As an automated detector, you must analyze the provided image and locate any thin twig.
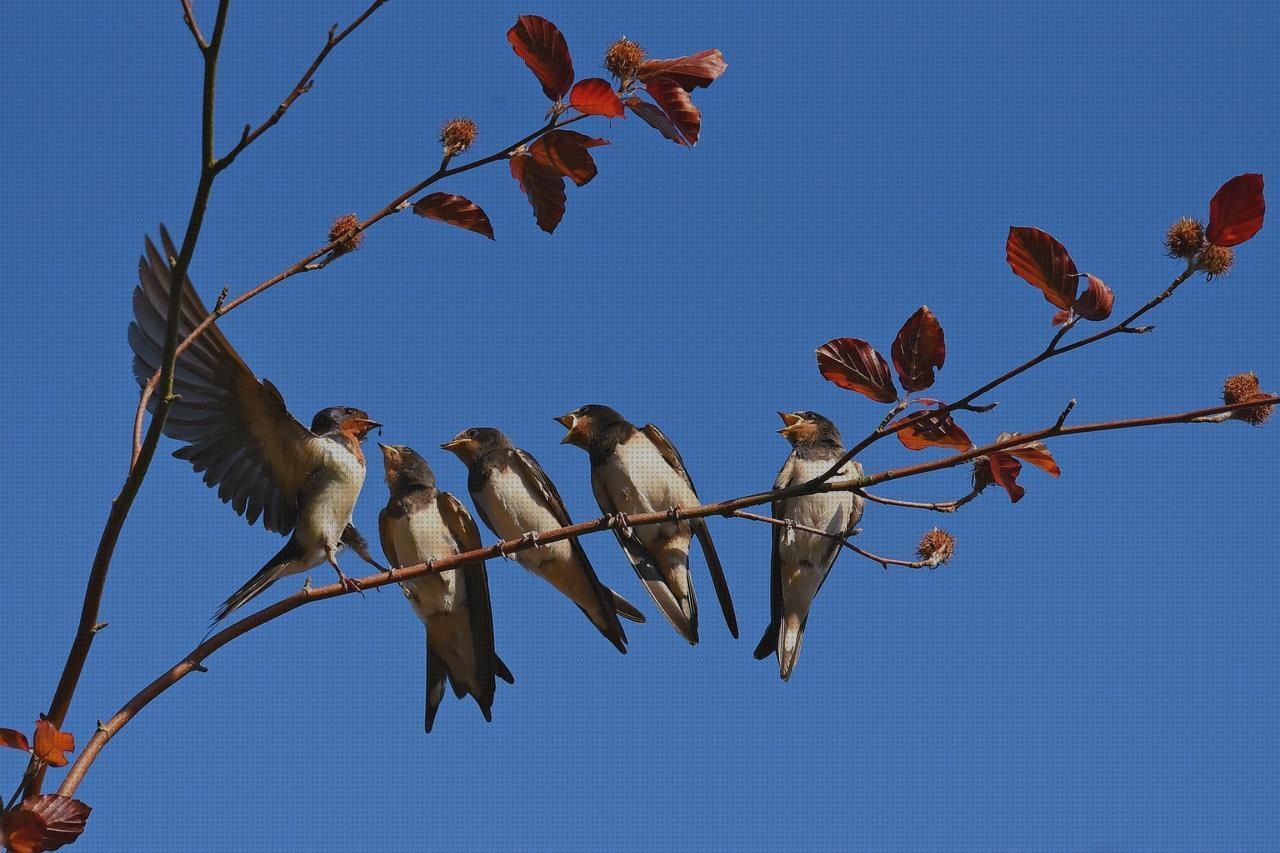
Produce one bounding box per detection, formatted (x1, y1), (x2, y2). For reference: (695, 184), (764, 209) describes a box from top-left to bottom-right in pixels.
(212, 1), (387, 173)
(179, 0), (207, 50)
(57, 393), (1279, 798)
(861, 488), (981, 513)
(730, 511), (931, 569)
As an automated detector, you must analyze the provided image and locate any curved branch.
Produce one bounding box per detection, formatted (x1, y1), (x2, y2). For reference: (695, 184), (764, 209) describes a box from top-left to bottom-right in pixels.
(814, 259), (1201, 484)
(860, 488), (981, 513)
(58, 394), (1277, 796)
(129, 112), (590, 465)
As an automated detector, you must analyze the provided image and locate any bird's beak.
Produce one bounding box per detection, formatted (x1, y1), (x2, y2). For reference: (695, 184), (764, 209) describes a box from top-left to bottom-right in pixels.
(440, 437), (470, 453)
(377, 442), (398, 462)
(777, 411), (805, 436)
(556, 412), (585, 445)
(344, 418), (382, 438)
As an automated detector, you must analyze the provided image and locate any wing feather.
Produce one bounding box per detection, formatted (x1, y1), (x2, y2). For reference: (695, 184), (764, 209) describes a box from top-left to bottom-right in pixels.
(128, 227), (325, 534)
(438, 492), (499, 712)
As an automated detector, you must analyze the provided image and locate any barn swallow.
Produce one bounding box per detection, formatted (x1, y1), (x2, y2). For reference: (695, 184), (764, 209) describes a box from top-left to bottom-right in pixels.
(556, 405), (737, 644)
(441, 427), (644, 654)
(754, 411), (864, 680)
(378, 443), (513, 732)
(128, 228), (385, 622)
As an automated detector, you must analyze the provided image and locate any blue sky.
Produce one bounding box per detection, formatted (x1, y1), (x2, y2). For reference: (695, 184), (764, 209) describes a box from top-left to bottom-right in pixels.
(2, 2), (1277, 850)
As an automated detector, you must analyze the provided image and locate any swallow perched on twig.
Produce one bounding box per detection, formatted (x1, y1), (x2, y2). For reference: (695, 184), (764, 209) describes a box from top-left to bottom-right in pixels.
(442, 427), (644, 654)
(377, 443), (513, 732)
(128, 228), (384, 622)
(556, 405), (737, 645)
(754, 411), (864, 680)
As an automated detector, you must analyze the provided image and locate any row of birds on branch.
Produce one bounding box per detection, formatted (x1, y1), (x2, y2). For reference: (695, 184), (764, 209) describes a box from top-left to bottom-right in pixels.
(129, 230), (864, 731)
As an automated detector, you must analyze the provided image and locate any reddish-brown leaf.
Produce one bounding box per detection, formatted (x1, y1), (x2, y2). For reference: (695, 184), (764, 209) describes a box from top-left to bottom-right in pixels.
(1006, 226), (1080, 310)
(1072, 274), (1114, 321)
(20, 795), (91, 851)
(510, 155), (567, 234)
(506, 15), (574, 101)
(412, 193), (494, 240)
(816, 338), (897, 403)
(987, 452), (1025, 502)
(1206, 173), (1265, 246)
(894, 410), (973, 453)
(1051, 308), (1072, 326)
(626, 97), (688, 146)
(0, 727), (31, 752)
(891, 305), (946, 391)
(569, 78), (624, 118)
(32, 720), (74, 768)
(997, 433), (1061, 476)
(637, 49), (727, 90)
(529, 130), (609, 187)
(1, 808), (46, 853)
(645, 79), (701, 145)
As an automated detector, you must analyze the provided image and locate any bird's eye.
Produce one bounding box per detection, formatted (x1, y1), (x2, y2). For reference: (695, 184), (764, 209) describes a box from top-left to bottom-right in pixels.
(466, 429), (477, 437)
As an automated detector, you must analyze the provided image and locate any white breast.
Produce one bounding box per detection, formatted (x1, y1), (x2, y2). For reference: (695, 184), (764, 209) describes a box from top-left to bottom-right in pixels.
(475, 467), (573, 575)
(389, 505), (465, 620)
(296, 440), (365, 551)
(777, 456), (860, 569)
(600, 436), (697, 516)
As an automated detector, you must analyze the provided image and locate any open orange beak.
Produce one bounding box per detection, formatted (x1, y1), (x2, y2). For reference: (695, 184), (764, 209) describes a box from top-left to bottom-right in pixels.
(343, 417), (381, 438)
(556, 412), (586, 445)
(777, 411), (805, 437)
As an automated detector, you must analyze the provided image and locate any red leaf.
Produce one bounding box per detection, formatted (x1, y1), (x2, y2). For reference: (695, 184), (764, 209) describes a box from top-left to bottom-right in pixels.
(506, 15), (573, 101)
(411, 193), (494, 240)
(997, 433), (1061, 476)
(894, 409), (973, 453)
(1206, 173), (1265, 246)
(645, 79), (701, 145)
(987, 452), (1025, 502)
(0, 727), (30, 752)
(20, 795), (91, 851)
(1006, 226), (1080, 310)
(891, 305), (946, 391)
(1051, 308), (1072, 326)
(510, 155), (566, 234)
(815, 338), (897, 403)
(1, 809), (45, 853)
(529, 130), (608, 187)
(32, 720), (73, 768)
(1072, 274), (1114, 321)
(637, 49), (727, 90)
(569, 78), (624, 118)
(626, 97), (688, 146)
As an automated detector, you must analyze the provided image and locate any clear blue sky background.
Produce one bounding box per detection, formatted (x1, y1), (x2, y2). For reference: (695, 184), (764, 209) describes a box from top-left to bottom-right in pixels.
(2, 2), (1277, 851)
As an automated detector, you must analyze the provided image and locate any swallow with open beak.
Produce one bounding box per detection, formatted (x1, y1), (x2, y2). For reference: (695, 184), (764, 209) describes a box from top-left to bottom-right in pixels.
(128, 228), (385, 622)
(754, 411), (864, 680)
(441, 427), (644, 654)
(377, 443), (513, 732)
(556, 405), (737, 645)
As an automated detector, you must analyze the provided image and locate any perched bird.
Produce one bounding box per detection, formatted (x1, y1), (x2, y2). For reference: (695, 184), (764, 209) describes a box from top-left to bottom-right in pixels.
(128, 228), (384, 622)
(754, 411), (864, 680)
(556, 405), (737, 644)
(378, 443), (513, 732)
(441, 427), (644, 654)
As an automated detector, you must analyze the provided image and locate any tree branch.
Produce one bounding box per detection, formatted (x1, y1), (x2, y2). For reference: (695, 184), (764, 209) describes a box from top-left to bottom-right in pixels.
(129, 112), (590, 465)
(57, 393), (1277, 796)
(814, 259), (1201, 485)
(730, 511), (932, 569)
(179, 0), (207, 50)
(212, 0), (387, 173)
(860, 488), (981, 513)
(25, 0), (234, 801)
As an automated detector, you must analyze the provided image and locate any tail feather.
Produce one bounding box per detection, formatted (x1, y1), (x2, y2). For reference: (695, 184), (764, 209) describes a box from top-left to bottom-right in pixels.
(424, 640), (447, 734)
(610, 589), (647, 623)
(778, 615), (806, 681)
(753, 621), (778, 660)
(213, 537), (303, 622)
(495, 655), (515, 684)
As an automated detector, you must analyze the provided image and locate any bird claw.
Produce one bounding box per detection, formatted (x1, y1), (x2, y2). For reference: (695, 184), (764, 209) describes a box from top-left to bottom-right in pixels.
(666, 506), (682, 521)
(610, 513), (633, 538)
(520, 531), (541, 547)
(333, 567), (365, 598)
(782, 518), (797, 546)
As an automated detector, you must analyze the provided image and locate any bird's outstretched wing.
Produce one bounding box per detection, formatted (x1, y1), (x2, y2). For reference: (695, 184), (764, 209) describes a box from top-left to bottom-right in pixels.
(129, 227), (325, 534)
(641, 424), (738, 637)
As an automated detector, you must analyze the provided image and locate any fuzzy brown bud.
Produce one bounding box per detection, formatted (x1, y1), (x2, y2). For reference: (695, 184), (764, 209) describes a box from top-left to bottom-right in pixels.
(1223, 372), (1273, 426)
(916, 528), (956, 567)
(1195, 243), (1234, 280)
(1165, 217), (1205, 260)
(439, 117), (477, 156)
(328, 213), (362, 255)
(604, 37), (645, 83)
